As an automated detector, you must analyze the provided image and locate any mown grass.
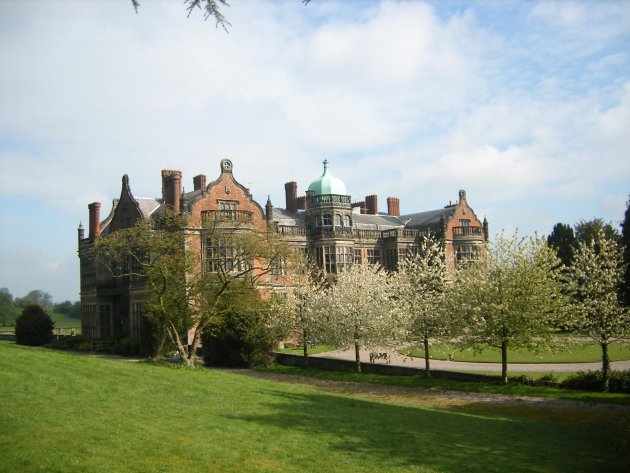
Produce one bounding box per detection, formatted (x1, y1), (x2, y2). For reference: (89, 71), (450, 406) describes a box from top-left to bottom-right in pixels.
(401, 340), (630, 363)
(1, 340), (628, 473)
(258, 365), (630, 405)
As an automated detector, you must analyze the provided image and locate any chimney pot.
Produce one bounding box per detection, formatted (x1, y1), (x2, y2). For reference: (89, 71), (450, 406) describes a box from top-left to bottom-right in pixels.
(193, 174), (206, 191)
(88, 202), (101, 239)
(365, 194), (378, 215)
(162, 169), (182, 213)
(285, 181), (298, 213)
(387, 197), (400, 217)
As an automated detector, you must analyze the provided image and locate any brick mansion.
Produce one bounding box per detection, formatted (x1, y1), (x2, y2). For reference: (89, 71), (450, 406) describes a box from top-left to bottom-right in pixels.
(78, 159), (488, 341)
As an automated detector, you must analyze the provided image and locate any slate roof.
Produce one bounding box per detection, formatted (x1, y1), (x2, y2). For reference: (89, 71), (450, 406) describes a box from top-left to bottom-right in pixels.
(272, 208), (306, 226)
(351, 213), (403, 230)
(136, 197), (161, 219)
(399, 207), (456, 231)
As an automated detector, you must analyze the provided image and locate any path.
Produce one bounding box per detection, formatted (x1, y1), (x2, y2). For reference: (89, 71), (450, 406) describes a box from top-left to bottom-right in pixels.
(314, 347), (630, 372)
(220, 369), (630, 422)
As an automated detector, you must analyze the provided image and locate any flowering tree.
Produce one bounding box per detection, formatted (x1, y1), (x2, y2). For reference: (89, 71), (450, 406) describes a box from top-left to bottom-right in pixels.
(397, 235), (451, 377)
(285, 257), (329, 366)
(326, 263), (407, 373)
(568, 228), (630, 391)
(450, 232), (565, 384)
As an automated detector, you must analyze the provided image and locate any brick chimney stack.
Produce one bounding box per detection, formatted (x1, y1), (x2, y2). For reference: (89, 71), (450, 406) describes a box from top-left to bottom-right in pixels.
(88, 202), (101, 239)
(193, 174), (206, 191)
(162, 170), (182, 213)
(365, 195), (378, 215)
(387, 197), (400, 216)
(296, 196), (307, 210)
(285, 181), (298, 213)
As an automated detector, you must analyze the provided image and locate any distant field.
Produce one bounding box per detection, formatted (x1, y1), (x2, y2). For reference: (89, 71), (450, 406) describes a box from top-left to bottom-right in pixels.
(401, 341), (630, 363)
(0, 312), (80, 334)
(0, 341), (628, 473)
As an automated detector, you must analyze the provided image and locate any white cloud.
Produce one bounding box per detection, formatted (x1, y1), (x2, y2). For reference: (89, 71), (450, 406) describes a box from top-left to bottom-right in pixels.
(0, 0), (629, 300)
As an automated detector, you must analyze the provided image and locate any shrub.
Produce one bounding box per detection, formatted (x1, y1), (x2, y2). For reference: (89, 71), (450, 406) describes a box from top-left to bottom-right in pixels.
(48, 336), (85, 351)
(561, 370), (630, 393)
(509, 374), (559, 387)
(117, 337), (141, 356)
(202, 309), (275, 368)
(78, 342), (92, 352)
(15, 304), (54, 346)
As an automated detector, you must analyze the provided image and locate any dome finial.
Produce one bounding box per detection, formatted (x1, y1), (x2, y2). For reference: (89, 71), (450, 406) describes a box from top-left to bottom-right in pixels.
(323, 159), (329, 172)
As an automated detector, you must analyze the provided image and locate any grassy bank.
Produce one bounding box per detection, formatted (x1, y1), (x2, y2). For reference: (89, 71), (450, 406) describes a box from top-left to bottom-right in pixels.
(0, 341), (628, 472)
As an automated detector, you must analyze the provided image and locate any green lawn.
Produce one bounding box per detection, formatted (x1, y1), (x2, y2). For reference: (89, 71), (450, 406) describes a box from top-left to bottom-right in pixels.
(1, 341), (628, 473)
(49, 312), (81, 329)
(402, 340), (630, 363)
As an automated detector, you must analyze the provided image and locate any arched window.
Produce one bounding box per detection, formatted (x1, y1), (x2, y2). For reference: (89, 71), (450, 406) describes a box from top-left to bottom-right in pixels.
(343, 215), (351, 227)
(334, 214), (342, 226)
(323, 214), (332, 226)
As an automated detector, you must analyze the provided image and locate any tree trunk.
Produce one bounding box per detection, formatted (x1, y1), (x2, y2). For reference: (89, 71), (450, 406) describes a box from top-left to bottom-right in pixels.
(423, 335), (430, 378)
(152, 328), (167, 361)
(601, 341), (610, 392)
(303, 329), (309, 368)
(501, 340), (508, 385)
(354, 340), (362, 373)
(167, 322), (193, 367)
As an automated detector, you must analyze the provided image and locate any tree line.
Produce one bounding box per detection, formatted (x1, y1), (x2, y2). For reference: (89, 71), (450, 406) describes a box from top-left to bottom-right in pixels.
(286, 201), (630, 391)
(0, 288), (80, 326)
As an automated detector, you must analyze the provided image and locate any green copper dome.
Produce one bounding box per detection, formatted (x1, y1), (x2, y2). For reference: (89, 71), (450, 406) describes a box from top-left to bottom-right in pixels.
(307, 160), (347, 196)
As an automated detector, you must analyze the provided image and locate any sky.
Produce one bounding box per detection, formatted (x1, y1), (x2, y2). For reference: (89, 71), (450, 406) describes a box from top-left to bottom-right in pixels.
(0, 0), (629, 303)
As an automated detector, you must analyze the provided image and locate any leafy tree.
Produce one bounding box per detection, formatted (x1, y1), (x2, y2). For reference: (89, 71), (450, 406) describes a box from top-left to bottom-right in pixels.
(397, 235), (451, 377)
(96, 210), (291, 366)
(547, 222), (575, 267)
(132, 0), (231, 30)
(568, 228), (630, 391)
(131, 0), (311, 30)
(15, 304), (55, 346)
(15, 290), (53, 311)
(574, 218), (620, 245)
(0, 288), (19, 326)
(621, 196), (630, 306)
(202, 281), (276, 367)
(53, 301), (81, 319)
(450, 233), (566, 384)
(326, 263), (407, 373)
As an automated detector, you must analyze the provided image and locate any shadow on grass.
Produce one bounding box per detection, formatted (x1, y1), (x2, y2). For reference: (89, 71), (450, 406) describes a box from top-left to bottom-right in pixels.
(222, 387), (628, 473)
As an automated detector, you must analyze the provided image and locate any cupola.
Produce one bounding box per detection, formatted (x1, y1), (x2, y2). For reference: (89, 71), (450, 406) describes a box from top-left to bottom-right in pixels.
(307, 159), (347, 196)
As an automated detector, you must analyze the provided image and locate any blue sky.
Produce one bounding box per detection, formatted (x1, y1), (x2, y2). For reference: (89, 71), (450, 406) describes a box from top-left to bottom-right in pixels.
(1, 0), (629, 302)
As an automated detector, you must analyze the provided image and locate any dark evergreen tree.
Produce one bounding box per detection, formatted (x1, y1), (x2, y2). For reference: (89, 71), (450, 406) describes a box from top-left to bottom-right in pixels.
(547, 222), (575, 267)
(621, 196), (630, 306)
(15, 304), (55, 346)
